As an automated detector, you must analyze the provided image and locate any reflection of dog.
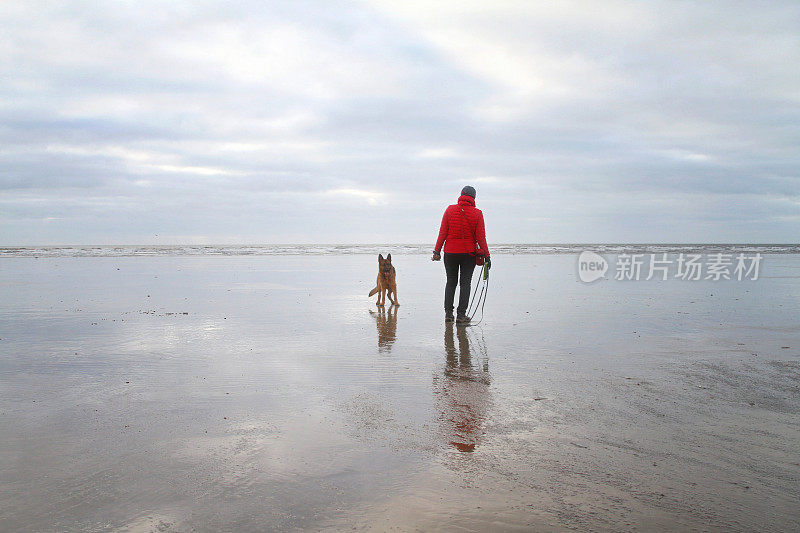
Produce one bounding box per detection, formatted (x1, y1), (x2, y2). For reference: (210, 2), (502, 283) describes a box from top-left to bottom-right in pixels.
(369, 305), (397, 352)
(368, 254), (398, 306)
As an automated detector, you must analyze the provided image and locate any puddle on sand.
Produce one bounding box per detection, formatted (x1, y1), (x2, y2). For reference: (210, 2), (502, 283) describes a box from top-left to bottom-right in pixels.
(1, 255), (799, 531)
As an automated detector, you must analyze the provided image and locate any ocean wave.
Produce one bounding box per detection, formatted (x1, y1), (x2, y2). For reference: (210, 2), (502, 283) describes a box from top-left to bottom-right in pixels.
(1, 244), (799, 257)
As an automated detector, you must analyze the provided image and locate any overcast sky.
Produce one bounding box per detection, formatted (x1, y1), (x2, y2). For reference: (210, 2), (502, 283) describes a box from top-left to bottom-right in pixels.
(1, 1), (799, 245)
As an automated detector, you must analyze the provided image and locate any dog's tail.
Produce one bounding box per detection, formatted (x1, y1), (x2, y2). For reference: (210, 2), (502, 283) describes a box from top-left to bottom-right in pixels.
(368, 287), (378, 297)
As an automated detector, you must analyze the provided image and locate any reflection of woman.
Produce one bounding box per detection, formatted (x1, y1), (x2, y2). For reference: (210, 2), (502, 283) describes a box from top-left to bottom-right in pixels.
(435, 324), (491, 452)
(444, 321), (472, 368)
(432, 186), (491, 324)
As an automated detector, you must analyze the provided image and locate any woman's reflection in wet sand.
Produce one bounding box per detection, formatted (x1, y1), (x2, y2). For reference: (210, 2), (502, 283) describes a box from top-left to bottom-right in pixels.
(434, 324), (491, 452)
(369, 305), (397, 353)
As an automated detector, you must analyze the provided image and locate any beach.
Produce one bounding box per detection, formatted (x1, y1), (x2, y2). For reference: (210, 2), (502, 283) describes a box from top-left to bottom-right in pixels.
(1, 250), (799, 532)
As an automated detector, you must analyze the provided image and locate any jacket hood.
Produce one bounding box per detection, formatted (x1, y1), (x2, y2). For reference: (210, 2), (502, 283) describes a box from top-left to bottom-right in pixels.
(457, 195), (476, 207)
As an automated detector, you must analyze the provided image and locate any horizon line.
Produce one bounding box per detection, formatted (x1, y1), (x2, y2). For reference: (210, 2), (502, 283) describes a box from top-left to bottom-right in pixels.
(2, 242), (800, 248)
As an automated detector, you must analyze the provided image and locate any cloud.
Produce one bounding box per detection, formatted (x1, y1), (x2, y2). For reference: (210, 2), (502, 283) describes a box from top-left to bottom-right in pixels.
(417, 147), (459, 159)
(0, 1), (798, 244)
(325, 187), (387, 206)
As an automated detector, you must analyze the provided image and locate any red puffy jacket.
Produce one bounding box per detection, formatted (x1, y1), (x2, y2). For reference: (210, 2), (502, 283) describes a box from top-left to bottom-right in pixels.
(434, 195), (490, 256)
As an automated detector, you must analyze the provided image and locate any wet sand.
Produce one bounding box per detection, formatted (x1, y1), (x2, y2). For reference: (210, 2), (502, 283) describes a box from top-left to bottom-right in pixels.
(1, 254), (799, 532)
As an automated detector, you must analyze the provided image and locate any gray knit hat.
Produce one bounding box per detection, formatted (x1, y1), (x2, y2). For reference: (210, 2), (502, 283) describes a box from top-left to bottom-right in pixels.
(461, 185), (476, 198)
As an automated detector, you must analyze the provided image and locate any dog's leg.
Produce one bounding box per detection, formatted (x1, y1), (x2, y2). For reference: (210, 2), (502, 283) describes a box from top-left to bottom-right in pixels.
(391, 287), (398, 306)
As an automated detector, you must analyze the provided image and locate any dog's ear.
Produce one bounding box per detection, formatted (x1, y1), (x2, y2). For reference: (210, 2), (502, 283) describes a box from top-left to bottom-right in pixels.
(378, 254), (383, 261)
(387, 253), (392, 262)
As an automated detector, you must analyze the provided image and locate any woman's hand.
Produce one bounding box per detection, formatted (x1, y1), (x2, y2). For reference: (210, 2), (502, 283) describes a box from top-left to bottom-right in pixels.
(432, 250), (441, 261)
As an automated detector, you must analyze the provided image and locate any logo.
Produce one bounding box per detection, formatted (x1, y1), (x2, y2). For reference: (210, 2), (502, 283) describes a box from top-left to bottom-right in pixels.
(578, 251), (608, 283)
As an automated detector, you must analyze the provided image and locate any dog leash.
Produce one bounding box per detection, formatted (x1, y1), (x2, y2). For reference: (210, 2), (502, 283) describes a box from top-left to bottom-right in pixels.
(466, 262), (490, 325)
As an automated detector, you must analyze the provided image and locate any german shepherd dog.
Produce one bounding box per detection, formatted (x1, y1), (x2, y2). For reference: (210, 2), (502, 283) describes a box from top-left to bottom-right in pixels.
(368, 254), (398, 306)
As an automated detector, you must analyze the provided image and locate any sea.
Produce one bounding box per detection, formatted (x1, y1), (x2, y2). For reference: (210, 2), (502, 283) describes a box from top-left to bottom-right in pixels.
(1, 243), (798, 257)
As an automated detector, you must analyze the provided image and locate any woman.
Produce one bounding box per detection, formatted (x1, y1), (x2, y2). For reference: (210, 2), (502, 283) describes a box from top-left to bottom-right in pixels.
(432, 186), (491, 323)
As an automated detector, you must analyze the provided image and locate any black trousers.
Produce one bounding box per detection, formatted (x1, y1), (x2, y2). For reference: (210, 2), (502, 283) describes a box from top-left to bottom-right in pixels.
(444, 253), (476, 315)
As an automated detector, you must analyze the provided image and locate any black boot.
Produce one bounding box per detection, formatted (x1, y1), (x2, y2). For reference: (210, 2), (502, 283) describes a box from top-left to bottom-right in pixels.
(456, 314), (471, 325)
(445, 312), (454, 323)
